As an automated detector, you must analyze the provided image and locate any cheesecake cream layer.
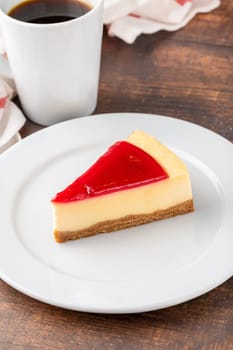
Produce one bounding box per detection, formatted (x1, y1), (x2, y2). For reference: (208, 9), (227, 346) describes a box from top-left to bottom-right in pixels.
(53, 175), (192, 232)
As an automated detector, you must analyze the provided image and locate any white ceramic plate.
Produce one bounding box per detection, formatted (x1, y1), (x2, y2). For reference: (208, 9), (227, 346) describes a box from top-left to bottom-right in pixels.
(0, 113), (232, 313)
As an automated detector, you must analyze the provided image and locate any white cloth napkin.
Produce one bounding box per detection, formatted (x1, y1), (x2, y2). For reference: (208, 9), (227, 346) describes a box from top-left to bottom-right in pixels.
(104, 0), (221, 43)
(0, 78), (25, 154)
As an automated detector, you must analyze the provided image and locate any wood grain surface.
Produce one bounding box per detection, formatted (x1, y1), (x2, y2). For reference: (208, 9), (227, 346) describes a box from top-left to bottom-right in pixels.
(1, 0), (233, 349)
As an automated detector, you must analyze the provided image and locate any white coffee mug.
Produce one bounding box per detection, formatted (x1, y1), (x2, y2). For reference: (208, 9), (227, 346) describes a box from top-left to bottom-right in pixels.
(0, 0), (103, 125)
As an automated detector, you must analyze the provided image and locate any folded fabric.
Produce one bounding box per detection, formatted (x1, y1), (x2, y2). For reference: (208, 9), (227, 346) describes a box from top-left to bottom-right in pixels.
(0, 79), (25, 154)
(104, 0), (221, 43)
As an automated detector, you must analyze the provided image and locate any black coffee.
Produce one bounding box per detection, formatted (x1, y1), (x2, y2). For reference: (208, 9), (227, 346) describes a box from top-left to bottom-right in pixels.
(8, 0), (92, 24)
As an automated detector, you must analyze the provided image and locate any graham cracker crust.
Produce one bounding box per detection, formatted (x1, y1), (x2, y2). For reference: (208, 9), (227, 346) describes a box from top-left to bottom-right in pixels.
(54, 199), (194, 243)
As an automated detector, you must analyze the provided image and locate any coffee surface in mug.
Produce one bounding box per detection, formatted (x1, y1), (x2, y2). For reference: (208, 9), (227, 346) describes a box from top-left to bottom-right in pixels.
(8, 0), (92, 24)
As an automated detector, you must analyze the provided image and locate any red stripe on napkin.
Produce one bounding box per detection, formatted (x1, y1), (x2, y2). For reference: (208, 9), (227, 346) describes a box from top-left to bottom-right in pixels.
(129, 13), (141, 18)
(176, 0), (192, 5)
(0, 97), (7, 108)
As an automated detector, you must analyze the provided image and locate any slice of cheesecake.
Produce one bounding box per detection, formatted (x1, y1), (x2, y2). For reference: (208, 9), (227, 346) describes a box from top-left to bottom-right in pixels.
(51, 130), (194, 242)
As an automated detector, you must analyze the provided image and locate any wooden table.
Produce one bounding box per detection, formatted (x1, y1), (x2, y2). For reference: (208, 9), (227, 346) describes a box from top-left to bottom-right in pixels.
(1, 1), (232, 349)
